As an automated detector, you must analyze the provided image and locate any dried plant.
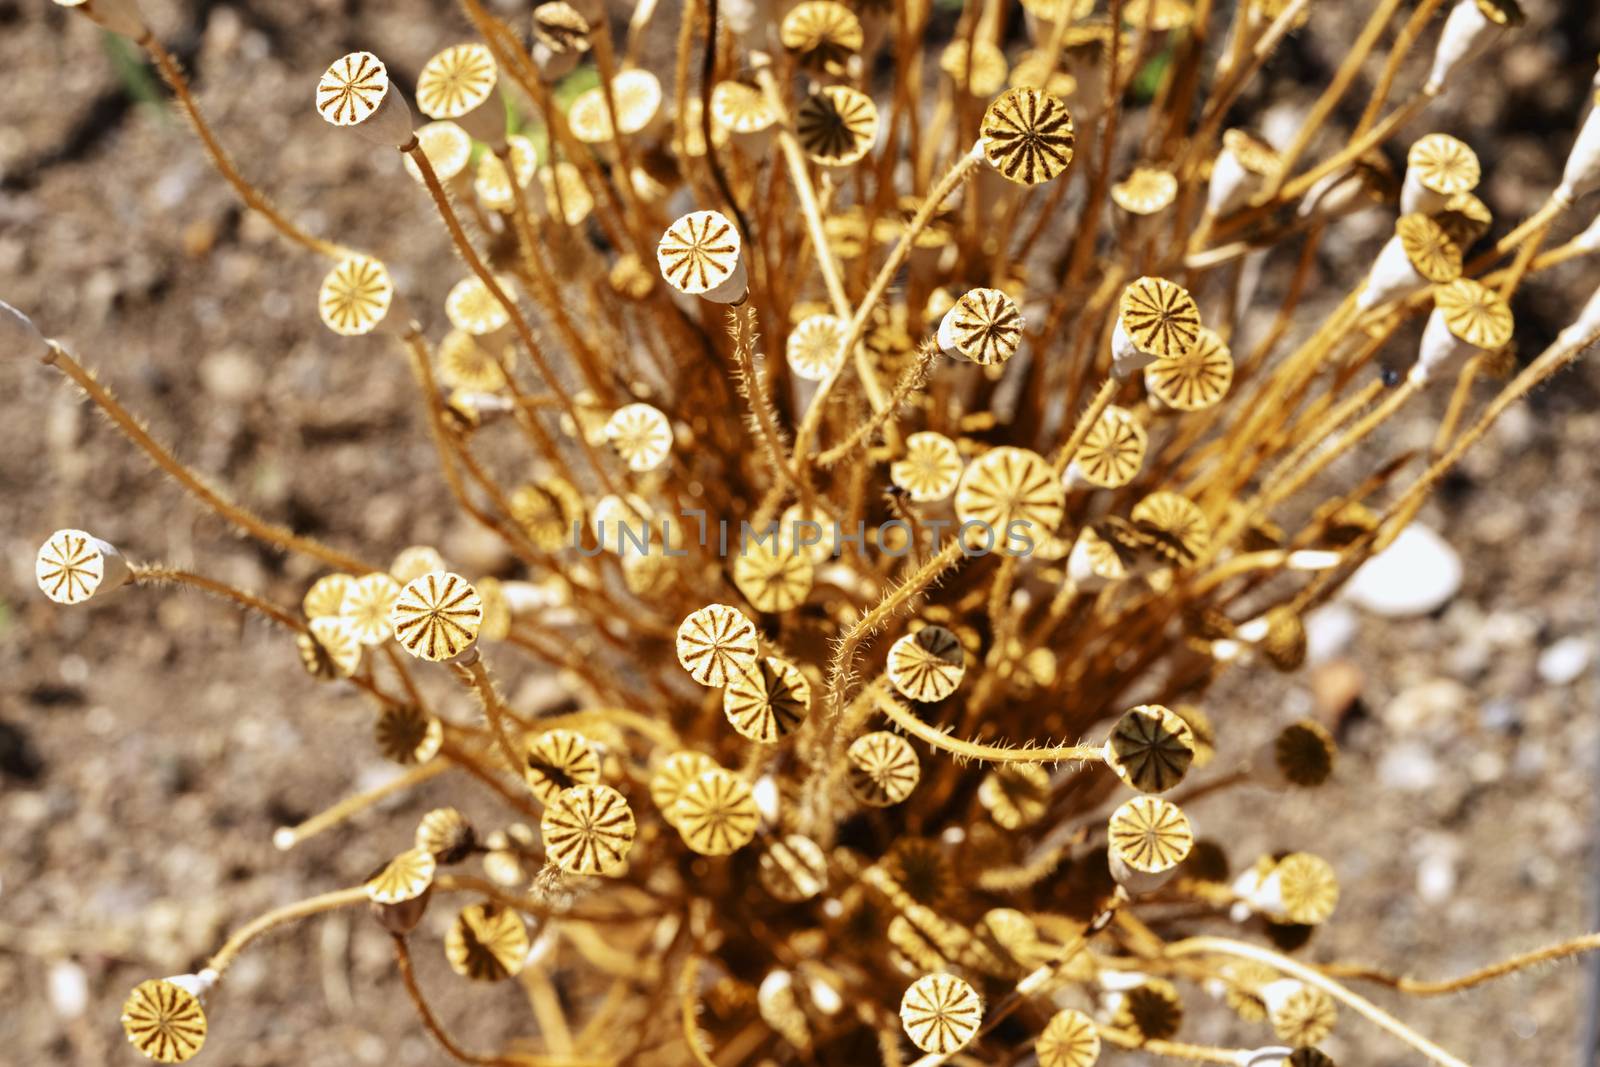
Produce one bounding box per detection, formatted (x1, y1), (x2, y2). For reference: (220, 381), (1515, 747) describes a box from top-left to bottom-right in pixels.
(21, 0), (1600, 1064)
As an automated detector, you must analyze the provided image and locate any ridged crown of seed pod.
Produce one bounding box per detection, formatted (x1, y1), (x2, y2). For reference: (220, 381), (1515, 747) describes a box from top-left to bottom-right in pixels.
(1271, 852), (1340, 924)
(1105, 704), (1196, 793)
(649, 750), (720, 826)
(758, 834), (829, 901)
(1434, 278), (1514, 350)
(318, 256), (393, 336)
(955, 446), (1066, 549)
(533, 2), (591, 53)
(603, 402), (672, 472)
(732, 541), (814, 613)
(779, 1), (863, 74)
(374, 704), (443, 764)
(474, 135), (538, 209)
(1145, 326), (1233, 411)
(307, 616), (362, 679)
(978, 762), (1051, 829)
(899, 973), (983, 1054)
(445, 901), (529, 981)
(796, 86), (879, 167)
(416, 44), (497, 122)
(1112, 166), (1178, 214)
(121, 978), (208, 1063)
(1408, 133), (1481, 197)
(437, 330), (507, 393)
(786, 313), (847, 382)
(940, 40), (1009, 96)
(523, 729), (603, 803)
(1396, 213), (1464, 283)
(939, 287), (1025, 365)
(542, 782), (637, 875)
(980, 87), (1075, 186)
(724, 655), (812, 743)
(316, 51), (392, 127)
(568, 69), (661, 142)
(36, 528), (125, 605)
(676, 603), (760, 686)
(847, 730), (921, 806)
(401, 121), (474, 184)
(1037, 1007), (1101, 1067)
(1222, 128), (1282, 178)
(390, 571), (482, 661)
(1119, 276), (1202, 360)
(1437, 191), (1493, 247)
(1073, 405), (1148, 488)
(1112, 977), (1184, 1040)
(390, 545), (446, 585)
(1131, 491), (1211, 566)
(887, 624), (967, 702)
(1108, 795), (1194, 873)
(366, 847), (436, 909)
(1266, 982), (1338, 1046)
(657, 211), (745, 299)
(711, 80), (778, 135)
(303, 573), (354, 620)
(674, 767), (760, 855)
(415, 807), (476, 863)
(891, 431), (964, 502)
(445, 274), (513, 335)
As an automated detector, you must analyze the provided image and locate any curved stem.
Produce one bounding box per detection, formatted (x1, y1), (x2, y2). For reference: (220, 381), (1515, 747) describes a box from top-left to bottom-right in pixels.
(272, 759), (452, 850)
(1321, 932), (1600, 996)
(128, 564), (304, 632)
(871, 685), (1103, 766)
(207, 886), (369, 975)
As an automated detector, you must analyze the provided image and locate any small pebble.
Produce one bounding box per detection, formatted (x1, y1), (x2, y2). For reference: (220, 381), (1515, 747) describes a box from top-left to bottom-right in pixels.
(1537, 636), (1593, 687)
(1342, 524), (1462, 617)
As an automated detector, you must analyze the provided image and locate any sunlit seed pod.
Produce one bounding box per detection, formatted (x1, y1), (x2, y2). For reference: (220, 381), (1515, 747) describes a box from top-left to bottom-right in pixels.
(1110, 977), (1184, 1041)
(1131, 491), (1211, 567)
(416, 807), (477, 864)
(1262, 981), (1338, 1047)
(899, 973), (983, 1055)
(978, 762), (1051, 829)
(1112, 166), (1178, 215)
(726, 655), (812, 748)
(887, 625), (966, 702)
(1219, 960), (1278, 1021)
(318, 256), (393, 336)
(891, 431), (964, 502)
(602, 402), (672, 473)
(937, 286), (1024, 365)
(1170, 704), (1215, 768)
(1253, 852), (1340, 925)
(796, 86), (879, 168)
(437, 330), (507, 393)
(366, 847), (436, 905)
(401, 121), (473, 184)
(390, 571), (482, 661)
(887, 838), (955, 908)
(511, 477), (585, 553)
(1145, 326), (1232, 411)
(846, 730), (921, 806)
(523, 729), (603, 803)
(302, 573), (354, 620)
(674, 767), (760, 855)
(416, 44), (500, 145)
(734, 538), (815, 613)
(1208, 128), (1281, 216)
(1113, 276), (1201, 378)
(758, 971), (814, 1052)
(608, 253), (656, 300)
(341, 572), (404, 644)
(590, 492), (654, 554)
(1105, 704), (1196, 794)
(389, 545), (446, 586)
(121, 978), (207, 1063)
(374, 704), (444, 764)
(1288, 1049), (1336, 1067)
(786, 313), (849, 381)
(779, 1), (864, 75)
(676, 603), (760, 686)
(446, 901), (529, 981)
(316, 51), (413, 147)
(539, 162), (594, 226)
(308, 616), (362, 678)
(955, 446), (1065, 553)
(1037, 1007), (1101, 1067)
(1359, 214), (1461, 310)
(711, 80), (778, 137)
(473, 134), (538, 211)
(1415, 277), (1515, 384)
(446, 275), (513, 335)
(36, 528), (129, 605)
(649, 750), (720, 826)
(940, 40), (1009, 96)
(980, 87), (1074, 186)
(1436, 191), (1493, 248)
(1067, 523), (1133, 588)
(758, 834), (829, 901)
(976, 908), (1041, 967)
(532, 1), (591, 74)
(1108, 795), (1193, 892)
(1403, 133), (1481, 214)
(1124, 0), (1195, 31)
(542, 782), (637, 875)
(1068, 405), (1147, 489)
(1258, 607), (1307, 671)
(657, 210), (747, 303)
(568, 68), (662, 143)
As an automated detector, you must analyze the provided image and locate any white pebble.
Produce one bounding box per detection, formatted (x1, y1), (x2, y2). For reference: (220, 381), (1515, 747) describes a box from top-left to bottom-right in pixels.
(1537, 636), (1594, 687)
(1342, 523), (1462, 617)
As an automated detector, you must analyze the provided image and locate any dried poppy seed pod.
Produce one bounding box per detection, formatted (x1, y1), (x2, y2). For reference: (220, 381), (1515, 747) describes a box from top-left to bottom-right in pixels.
(1207, 129), (1281, 217)
(389, 571), (483, 662)
(1239, 852), (1340, 924)
(1424, 0), (1524, 96)
(416, 807), (476, 863)
(1066, 404), (1147, 489)
(1112, 276), (1201, 380)
(446, 901), (529, 980)
(54, 0), (148, 41)
(318, 256), (395, 337)
(937, 287), (1025, 365)
(1557, 91), (1600, 205)
(899, 973), (983, 1055)
(121, 973), (214, 1063)
(316, 52), (414, 149)
(530, 3), (591, 81)
(980, 87), (1075, 186)
(1107, 795), (1193, 894)
(365, 848), (436, 934)
(657, 210), (747, 305)
(1402, 133), (1481, 215)
(416, 44), (504, 148)
(1257, 719), (1337, 788)
(1298, 152), (1396, 221)
(796, 86), (879, 167)
(1357, 214), (1462, 311)
(543, 783), (637, 874)
(36, 529), (131, 604)
(1, 298), (51, 362)
(1261, 980), (1338, 1046)
(1411, 278), (1514, 385)
(1104, 704), (1196, 794)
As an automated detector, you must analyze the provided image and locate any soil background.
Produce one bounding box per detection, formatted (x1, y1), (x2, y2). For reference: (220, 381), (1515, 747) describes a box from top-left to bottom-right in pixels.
(3, 1), (1600, 1065)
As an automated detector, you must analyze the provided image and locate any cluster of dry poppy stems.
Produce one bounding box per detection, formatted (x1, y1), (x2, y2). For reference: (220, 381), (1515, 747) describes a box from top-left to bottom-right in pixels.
(18, 0), (1600, 1063)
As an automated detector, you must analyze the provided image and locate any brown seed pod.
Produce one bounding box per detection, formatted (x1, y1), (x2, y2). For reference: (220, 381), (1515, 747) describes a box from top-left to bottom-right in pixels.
(955, 446), (1065, 552)
(1112, 166), (1178, 215)
(1289, 1050), (1336, 1067)
(416, 807), (477, 863)
(786, 313), (849, 382)
(474, 135), (537, 211)
(390, 545), (447, 585)
(446, 275), (513, 336)
(1405, 132), (1481, 210)
(316, 52), (411, 147)
(533, 2), (591, 55)
(1071, 405), (1148, 488)
(1259, 607), (1308, 671)
(847, 731), (921, 806)
(437, 330), (507, 393)
(887, 837), (955, 907)
(1264, 981), (1338, 1046)
(568, 69), (662, 144)
(758, 834), (829, 901)
(121, 978), (207, 1063)
(1131, 491), (1211, 567)
(796, 86), (879, 167)
(891, 431), (964, 502)
(1037, 1007), (1101, 1067)
(308, 616), (362, 678)
(542, 783), (637, 875)
(1434, 277), (1514, 350)
(1115, 276), (1201, 375)
(445, 902), (529, 981)
(1273, 720), (1337, 787)
(980, 87), (1075, 186)
(676, 603), (760, 686)
(977, 762), (1051, 829)
(366, 847), (437, 905)
(1396, 213), (1464, 283)
(711, 80), (777, 137)
(36, 528), (128, 605)
(416, 44), (498, 122)
(674, 767), (760, 855)
(1264, 852), (1340, 925)
(940, 40), (1009, 96)
(723, 656), (812, 743)
(511, 477), (585, 553)
(887, 624), (967, 702)
(1108, 796), (1193, 874)
(374, 704), (443, 765)
(649, 750), (720, 826)
(603, 402), (673, 472)
(937, 287), (1025, 365)
(1145, 326), (1232, 410)
(899, 973), (983, 1054)
(302, 573), (354, 620)
(1105, 704), (1196, 794)
(732, 542), (815, 613)
(780, 1), (864, 74)
(523, 729), (603, 803)
(1111, 977), (1184, 1041)
(402, 121), (473, 184)
(390, 571), (482, 661)
(341, 572), (402, 646)
(319, 256), (393, 336)
(657, 210), (747, 303)
(1437, 191), (1493, 247)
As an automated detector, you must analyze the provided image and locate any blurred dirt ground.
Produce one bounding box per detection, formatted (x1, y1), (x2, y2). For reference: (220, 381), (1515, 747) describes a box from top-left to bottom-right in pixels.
(3, 1), (1600, 1065)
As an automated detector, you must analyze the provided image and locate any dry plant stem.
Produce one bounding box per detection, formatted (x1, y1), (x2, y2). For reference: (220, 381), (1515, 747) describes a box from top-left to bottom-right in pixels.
(393, 935), (531, 1067)
(870, 686), (1101, 766)
(207, 886), (370, 975)
(274, 759), (452, 849)
(142, 36), (348, 259)
(127, 563), (304, 632)
(1258, 378), (1419, 515)
(458, 657), (531, 786)
(1355, 0), (1448, 133)
(1052, 378), (1119, 476)
(818, 342), (939, 467)
(1092, 1026), (1240, 1064)
(1257, 377), (1386, 499)
(1321, 932), (1600, 995)
(1166, 936), (1473, 1067)
(381, 642), (428, 710)
(678, 955), (719, 1067)
(1470, 197), (1568, 273)
(728, 304), (804, 495)
(42, 344), (372, 574)
(1431, 358), (1480, 459)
